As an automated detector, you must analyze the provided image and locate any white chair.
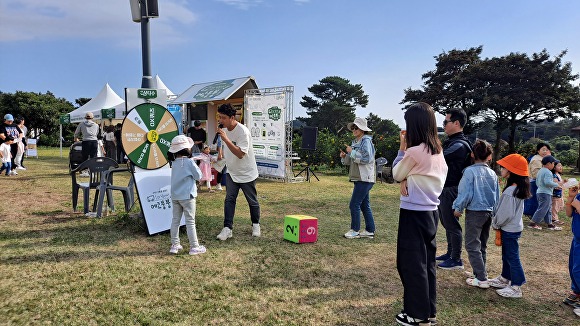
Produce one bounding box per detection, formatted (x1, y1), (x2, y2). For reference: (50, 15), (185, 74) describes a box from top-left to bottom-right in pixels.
(375, 157), (388, 183)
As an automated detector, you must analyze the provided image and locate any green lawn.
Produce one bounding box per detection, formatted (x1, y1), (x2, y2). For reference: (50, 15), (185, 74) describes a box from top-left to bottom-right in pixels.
(0, 147), (578, 325)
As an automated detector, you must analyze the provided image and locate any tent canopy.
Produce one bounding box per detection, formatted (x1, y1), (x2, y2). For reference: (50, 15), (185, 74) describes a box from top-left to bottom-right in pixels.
(68, 76), (175, 123)
(170, 76), (258, 105)
(68, 83), (125, 123)
(152, 75), (175, 96)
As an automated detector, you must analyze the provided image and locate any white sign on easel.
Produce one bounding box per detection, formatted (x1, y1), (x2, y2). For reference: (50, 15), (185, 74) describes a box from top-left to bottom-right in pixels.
(26, 138), (38, 158)
(133, 165), (186, 235)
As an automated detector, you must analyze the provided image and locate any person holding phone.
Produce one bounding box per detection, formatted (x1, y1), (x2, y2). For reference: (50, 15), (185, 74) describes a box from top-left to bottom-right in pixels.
(340, 117), (377, 239)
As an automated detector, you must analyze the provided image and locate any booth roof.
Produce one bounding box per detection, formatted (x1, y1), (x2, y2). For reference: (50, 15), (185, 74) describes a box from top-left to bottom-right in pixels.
(68, 83), (125, 123)
(170, 76), (258, 105)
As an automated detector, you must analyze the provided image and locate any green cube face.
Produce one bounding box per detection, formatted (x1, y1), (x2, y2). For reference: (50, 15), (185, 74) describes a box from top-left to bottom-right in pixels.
(284, 215), (318, 243)
(284, 215), (300, 243)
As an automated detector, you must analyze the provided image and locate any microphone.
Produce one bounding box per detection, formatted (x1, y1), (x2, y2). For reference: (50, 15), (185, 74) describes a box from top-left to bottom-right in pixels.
(213, 124), (224, 144)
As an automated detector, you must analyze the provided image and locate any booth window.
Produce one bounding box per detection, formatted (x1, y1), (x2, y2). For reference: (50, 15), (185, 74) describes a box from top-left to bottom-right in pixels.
(188, 103), (208, 121)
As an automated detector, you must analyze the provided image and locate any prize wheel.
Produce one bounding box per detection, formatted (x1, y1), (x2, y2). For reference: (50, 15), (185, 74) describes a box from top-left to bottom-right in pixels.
(121, 103), (179, 169)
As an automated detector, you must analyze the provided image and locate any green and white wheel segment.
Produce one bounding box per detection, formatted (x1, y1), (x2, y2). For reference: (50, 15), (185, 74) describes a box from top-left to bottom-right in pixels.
(121, 103), (178, 170)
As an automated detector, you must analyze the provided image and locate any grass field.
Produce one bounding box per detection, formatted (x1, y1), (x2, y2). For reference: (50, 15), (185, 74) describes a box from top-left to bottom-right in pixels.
(0, 147), (579, 325)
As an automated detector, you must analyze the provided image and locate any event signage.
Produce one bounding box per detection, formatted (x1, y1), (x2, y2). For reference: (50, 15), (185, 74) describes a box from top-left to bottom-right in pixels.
(101, 108), (116, 119)
(123, 88), (179, 235)
(245, 93), (286, 179)
(138, 89), (158, 99)
(59, 114), (70, 124)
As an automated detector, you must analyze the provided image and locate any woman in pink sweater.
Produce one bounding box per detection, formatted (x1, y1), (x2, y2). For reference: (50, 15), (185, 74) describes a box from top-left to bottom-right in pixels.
(392, 102), (448, 326)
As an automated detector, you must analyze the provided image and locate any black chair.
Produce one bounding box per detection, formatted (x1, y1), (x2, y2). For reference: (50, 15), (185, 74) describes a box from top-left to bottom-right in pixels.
(375, 157), (388, 183)
(95, 163), (135, 217)
(71, 157), (119, 214)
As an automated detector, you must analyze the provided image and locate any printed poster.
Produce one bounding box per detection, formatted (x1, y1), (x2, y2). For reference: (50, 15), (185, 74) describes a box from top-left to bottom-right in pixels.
(245, 93), (286, 179)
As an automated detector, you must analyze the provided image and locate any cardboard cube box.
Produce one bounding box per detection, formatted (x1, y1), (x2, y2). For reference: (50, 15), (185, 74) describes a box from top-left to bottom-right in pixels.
(284, 215), (318, 243)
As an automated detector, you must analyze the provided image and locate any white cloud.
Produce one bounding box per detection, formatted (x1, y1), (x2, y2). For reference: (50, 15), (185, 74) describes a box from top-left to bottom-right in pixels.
(214, 0), (264, 10)
(0, 0), (197, 46)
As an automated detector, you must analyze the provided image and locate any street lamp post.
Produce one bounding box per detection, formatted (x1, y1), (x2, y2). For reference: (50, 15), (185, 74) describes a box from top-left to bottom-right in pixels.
(140, 2), (152, 88)
(130, 0), (158, 88)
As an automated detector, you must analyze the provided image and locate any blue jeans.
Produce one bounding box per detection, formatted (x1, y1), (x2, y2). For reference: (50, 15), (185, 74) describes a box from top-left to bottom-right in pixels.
(531, 193), (552, 225)
(501, 231), (526, 286)
(570, 237), (580, 294)
(349, 181), (375, 232)
(0, 162), (11, 175)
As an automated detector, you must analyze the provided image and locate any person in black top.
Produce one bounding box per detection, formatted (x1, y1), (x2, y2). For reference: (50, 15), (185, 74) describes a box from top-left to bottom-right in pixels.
(0, 114), (23, 175)
(188, 120), (206, 152)
(114, 123), (125, 163)
(437, 108), (473, 270)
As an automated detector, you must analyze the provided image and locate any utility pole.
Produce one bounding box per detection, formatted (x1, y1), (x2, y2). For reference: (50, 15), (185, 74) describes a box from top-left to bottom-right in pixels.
(130, 0), (158, 88)
(140, 1), (152, 88)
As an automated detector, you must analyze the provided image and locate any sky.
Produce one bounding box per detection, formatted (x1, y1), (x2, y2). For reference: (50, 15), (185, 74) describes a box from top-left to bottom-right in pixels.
(1, 0), (580, 128)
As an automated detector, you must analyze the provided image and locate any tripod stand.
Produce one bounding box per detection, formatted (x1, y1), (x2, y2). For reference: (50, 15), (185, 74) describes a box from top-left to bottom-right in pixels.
(295, 164), (319, 182)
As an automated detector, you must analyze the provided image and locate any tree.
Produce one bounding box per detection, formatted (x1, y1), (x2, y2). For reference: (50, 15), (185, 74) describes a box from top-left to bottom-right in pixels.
(401, 46), (484, 134)
(0, 91), (75, 145)
(75, 98), (91, 107)
(299, 76), (369, 133)
(365, 113), (400, 137)
(401, 47), (580, 161)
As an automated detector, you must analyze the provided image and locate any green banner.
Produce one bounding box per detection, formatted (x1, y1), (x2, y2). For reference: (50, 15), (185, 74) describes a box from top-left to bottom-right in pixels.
(138, 89), (158, 99)
(59, 114), (70, 124)
(101, 108), (116, 119)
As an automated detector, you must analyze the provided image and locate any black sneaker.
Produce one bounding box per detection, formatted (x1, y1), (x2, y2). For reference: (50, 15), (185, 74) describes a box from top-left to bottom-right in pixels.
(396, 312), (431, 326)
(435, 253), (450, 261)
(563, 292), (580, 307)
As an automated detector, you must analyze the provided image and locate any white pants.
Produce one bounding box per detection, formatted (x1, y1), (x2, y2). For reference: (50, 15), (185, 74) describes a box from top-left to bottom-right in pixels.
(170, 198), (200, 248)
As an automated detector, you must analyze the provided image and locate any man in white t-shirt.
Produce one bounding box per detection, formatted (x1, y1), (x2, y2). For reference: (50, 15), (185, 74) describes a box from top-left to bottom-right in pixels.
(215, 104), (261, 241)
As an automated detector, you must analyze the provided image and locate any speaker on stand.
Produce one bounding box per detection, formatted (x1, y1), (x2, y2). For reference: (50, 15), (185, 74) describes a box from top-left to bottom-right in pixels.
(296, 126), (319, 181)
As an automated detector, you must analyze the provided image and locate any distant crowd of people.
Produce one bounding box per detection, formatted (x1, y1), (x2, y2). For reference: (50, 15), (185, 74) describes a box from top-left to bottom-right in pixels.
(0, 113), (29, 176)
(74, 111), (126, 167)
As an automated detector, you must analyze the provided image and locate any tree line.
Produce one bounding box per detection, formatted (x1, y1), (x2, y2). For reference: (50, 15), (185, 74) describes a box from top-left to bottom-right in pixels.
(2, 46), (580, 168)
(295, 47), (580, 168)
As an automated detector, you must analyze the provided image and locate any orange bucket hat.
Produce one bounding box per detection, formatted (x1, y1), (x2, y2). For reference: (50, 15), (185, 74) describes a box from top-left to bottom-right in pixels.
(497, 154), (529, 176)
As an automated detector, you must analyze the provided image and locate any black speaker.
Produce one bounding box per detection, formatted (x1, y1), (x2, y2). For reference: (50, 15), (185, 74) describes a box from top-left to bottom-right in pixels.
(301, 126), (318, 150)
(146, 0), (159, 17)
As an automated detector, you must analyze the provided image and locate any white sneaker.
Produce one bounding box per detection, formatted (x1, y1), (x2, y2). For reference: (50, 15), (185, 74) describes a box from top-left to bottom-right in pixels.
(169, 244), (183, 254)
(9, 170), (17, 175)
(216, 227), (232, 241)
(466, 277), (490, 289)
(359, 230), (375, 238)
(216, 184), (223, 191)
(344, 229), (360, 239)
(15, 166), (26, 170)
(252, 223), (261, 237)
(488, 275), (510, 289)
(496, 285), (522, 298)
(189, 245), (207, 255)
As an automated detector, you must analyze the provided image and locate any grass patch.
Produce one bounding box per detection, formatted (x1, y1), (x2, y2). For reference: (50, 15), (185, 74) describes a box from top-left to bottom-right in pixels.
(0, 147), (578, 324)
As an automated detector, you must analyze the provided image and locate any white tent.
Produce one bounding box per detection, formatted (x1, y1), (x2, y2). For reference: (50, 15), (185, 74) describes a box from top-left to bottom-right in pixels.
(151, 74), (175, 97)
(68, 83), (125, 123)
